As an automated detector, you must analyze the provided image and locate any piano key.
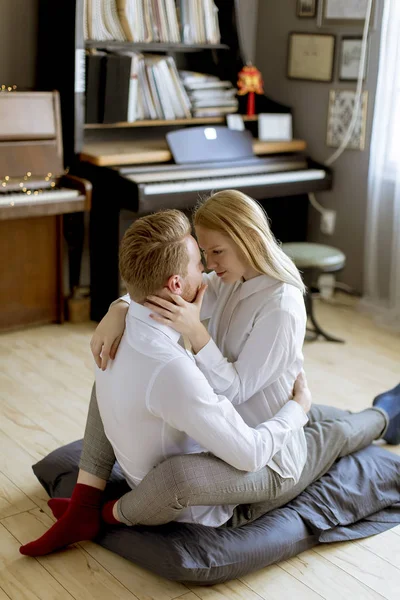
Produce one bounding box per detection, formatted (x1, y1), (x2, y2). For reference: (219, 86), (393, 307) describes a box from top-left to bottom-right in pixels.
(127, 159), (306, 184)
(0, 188), (80, 207)
(142, 169), (327, 196)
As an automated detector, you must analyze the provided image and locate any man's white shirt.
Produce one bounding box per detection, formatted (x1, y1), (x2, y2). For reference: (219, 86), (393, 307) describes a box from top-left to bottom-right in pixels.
(96, 297), (308, 527)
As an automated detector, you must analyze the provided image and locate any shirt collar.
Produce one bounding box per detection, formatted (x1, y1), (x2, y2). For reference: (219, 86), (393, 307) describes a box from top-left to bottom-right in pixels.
(128, 301), (181, 344)
(238, 274), (281, 300)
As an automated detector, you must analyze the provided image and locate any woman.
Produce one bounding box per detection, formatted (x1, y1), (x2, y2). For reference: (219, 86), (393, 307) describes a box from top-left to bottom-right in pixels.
(20, 191), (388, 556)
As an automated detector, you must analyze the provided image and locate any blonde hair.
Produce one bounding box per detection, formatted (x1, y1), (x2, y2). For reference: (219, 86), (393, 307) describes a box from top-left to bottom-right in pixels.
(193, 190), (305, 293)
(119, 209), (191, 302)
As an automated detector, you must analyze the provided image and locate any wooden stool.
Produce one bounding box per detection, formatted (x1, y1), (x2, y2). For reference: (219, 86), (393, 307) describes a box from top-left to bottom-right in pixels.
(282, 242), (346, 343)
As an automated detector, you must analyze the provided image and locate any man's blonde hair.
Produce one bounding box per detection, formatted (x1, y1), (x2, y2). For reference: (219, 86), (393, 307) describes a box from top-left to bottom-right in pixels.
(194, 190), (305, 293)
(119, 209), (191, 302)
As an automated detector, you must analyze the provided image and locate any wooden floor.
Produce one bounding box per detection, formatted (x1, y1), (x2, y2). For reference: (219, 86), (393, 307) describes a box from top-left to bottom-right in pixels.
(0, 297), (399, 600)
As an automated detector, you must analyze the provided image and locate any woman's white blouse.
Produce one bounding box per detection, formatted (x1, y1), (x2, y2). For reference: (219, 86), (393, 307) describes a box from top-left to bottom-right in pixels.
(197, 272), (308, 482)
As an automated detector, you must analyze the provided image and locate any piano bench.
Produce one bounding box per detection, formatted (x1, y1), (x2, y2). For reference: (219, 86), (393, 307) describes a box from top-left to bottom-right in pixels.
(281, 242), (346, 343)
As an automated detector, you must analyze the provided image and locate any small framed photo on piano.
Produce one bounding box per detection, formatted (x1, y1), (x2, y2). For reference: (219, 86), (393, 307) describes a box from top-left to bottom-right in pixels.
(287, 33), (335, 82)
(297, 0), (317, 18)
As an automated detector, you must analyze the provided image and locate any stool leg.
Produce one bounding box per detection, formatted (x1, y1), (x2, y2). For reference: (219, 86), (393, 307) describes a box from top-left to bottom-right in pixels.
(305, 292), (345, 343)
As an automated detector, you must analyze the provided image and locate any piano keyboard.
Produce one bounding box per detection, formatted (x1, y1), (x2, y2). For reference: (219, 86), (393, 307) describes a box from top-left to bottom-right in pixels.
(0, 188), (80, 207)
(141, 168), (327, 196)
(127, 159), (305, 184)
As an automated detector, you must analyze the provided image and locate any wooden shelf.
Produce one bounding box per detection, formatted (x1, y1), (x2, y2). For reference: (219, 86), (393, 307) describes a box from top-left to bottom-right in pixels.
(84, 115), (259, 129)
(80, 138), (307, 167)
(85, 41), (229, 52)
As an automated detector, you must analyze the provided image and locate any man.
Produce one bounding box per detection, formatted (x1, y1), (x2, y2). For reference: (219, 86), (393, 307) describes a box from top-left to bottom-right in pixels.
(20, 210), (398, 556)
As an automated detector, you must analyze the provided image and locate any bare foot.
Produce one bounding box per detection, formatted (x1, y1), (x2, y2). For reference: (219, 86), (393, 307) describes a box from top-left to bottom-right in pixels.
(293, 370), (312, 414)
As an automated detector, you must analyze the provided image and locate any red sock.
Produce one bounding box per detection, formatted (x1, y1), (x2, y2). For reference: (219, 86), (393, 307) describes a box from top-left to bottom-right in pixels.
(19, 484), (103, 556)
(102, 499), (121, 525)
(49, 497), (122, 525)
(48, 497), (70, 520)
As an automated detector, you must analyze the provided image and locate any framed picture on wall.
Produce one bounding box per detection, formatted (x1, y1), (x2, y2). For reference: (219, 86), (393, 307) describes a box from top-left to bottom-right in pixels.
(326, 89), (368, 150)
(339, 37), (368, 81)
(287, 33), (335, 82)
(297, 0), (317, 18)
(317, 0), (376, 28)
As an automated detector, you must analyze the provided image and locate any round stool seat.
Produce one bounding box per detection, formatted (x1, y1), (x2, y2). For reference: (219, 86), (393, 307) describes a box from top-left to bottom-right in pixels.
(282, 243), (346, 271)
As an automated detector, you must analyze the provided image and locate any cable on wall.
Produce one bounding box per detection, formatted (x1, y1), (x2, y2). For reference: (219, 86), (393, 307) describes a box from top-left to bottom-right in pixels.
(309, 0), (374, 215)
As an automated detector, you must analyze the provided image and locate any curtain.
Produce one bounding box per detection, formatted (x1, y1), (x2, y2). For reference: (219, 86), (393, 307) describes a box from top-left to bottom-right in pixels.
(363, 0), (400, 331)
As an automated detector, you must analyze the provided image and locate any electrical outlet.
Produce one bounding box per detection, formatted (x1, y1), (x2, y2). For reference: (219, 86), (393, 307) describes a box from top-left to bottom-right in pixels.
(320, 210), (336, 235)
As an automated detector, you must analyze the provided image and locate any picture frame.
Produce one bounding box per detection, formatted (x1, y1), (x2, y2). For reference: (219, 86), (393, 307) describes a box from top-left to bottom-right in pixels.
(326, 89), (368, 150)
(339, 37), (368, 82)
(287, 33), (335, 82)
(317, 0), (376, 28)
(297, 0), (317, 18)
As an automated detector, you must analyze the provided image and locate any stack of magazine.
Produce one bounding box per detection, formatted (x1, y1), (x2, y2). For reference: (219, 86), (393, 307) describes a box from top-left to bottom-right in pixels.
(180, 71), (238, 117)
(84, 0), (221, 44)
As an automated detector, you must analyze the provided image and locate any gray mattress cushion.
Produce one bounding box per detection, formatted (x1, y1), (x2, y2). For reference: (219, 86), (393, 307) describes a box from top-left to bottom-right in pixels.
(32, 441), (400, 584)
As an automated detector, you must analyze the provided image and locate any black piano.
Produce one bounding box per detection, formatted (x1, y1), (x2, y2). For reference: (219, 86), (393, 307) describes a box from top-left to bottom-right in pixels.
(78, 126), (332, 321)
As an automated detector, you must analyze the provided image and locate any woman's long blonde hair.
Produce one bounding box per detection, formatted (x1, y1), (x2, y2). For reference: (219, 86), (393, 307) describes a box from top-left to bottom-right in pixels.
(193, 190), (305, 293)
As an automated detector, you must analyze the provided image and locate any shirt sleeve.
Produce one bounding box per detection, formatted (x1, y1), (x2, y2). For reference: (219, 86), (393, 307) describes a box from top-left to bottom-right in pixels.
(148, 356), (308, 472)
(109, 294), (131, 309)
(194, 308), (299, 406)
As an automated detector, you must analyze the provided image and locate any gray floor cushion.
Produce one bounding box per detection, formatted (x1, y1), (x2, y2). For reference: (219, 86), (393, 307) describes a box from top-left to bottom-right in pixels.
(32, 441), (400, 584)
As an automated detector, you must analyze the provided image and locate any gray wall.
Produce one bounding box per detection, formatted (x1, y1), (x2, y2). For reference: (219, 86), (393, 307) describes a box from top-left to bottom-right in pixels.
(256, 0), (383, 292)
(0, 0), (38, 88)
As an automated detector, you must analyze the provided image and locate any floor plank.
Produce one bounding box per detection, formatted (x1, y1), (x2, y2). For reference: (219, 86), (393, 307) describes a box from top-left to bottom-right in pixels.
(356, 530), (400, 569)
(314, 540), (399, 600)
(303, 298), (400, 412)
(0, 430), (51, 509)
(0, 588), (12, 600)
(0, 522), (74, 600)
(187, 580), (264, 599)
(0, 382), (85, 443)
(0, 394), (63, 462)
(279, 548), (385, 599)
(79, 540), (188, 600)
(2, 509), (140, 600)
(240, 563), (323, 599)
(0, 472), (36, 519)
(391, 525), (400, 537)
(0, 396), (85, 454)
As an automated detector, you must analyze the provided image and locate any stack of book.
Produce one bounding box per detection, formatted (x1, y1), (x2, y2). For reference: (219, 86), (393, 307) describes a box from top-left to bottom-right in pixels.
(180, 0), (221, 44)
(85, 51), (192, 123)
(180, 71), (238, 117)
(84, 0), (220, 44)
(85, 0), (126, 41)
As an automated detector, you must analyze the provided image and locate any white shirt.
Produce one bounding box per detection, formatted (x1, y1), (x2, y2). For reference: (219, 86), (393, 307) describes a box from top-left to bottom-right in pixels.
(197, 272), (308, 482)
(96, 300), (308, 527)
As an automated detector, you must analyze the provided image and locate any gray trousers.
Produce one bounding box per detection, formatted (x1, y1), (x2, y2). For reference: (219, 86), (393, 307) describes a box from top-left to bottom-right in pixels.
(80, 384), (387, 528)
